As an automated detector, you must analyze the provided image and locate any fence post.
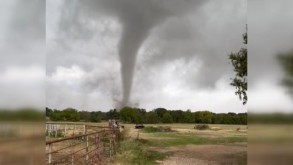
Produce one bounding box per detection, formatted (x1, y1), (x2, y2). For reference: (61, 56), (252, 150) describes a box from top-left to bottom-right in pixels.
(83, 125), (86, 140)
(109, 139), (112, 158)
(48, 143), (52, 164)
(113, 137), (116, 154)
(45, 124), (47, 136)
(64, 124), (67, 138)
(86, 135), (89, 162)
(73, 125), (75, 136)
(94, 134), (98, 164)
(55, 129), (57, 138)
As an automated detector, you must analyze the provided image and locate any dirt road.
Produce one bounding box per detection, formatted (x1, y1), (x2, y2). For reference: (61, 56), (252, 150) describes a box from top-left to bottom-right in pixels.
(155, 143), (247, 165)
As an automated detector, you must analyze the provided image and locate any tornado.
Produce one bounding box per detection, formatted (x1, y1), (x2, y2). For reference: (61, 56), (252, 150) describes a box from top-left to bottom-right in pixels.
(118, 16), (156, 107)
(62, 0), (208, 108)
(116, 0), (206, 108)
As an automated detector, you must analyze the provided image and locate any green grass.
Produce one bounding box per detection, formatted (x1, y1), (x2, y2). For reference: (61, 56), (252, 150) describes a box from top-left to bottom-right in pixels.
(115, 139), (172, 165)
(142, 132), (247, 147)
(114, 123), (247, 164)
(142, 126), (162, 133)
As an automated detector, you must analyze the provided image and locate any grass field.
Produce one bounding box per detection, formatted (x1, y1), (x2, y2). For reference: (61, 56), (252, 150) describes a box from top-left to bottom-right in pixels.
(45, 122), (293, 164)
(45, 122), (248, 165)
(115, 123), (247, 165)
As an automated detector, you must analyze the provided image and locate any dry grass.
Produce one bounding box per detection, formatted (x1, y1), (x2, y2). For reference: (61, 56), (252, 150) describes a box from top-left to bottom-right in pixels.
(115, 123), (247, 165)
(45, 122), (248, 165)
(119, 123), (247, 141)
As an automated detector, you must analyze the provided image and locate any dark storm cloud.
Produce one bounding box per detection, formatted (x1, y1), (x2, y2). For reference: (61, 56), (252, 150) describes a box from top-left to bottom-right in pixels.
(47, 0), (247, 112)
(139, 1), (246, 88)
(55, 0), (208, 107)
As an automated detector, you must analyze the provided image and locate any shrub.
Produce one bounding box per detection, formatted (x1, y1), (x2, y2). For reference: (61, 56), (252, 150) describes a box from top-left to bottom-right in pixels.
(143, 126), (161, 133)
(159, 126), (173, 132)
(194, 124), (209, 130)
(142, 126), (174, 133)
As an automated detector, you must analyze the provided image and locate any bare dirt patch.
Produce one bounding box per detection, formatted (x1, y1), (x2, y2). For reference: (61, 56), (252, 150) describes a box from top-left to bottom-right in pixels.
(154, 143), (247, 165)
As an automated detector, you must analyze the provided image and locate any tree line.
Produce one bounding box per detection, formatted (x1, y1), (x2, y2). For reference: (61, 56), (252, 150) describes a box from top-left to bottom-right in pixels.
(46, 107), (247, 125)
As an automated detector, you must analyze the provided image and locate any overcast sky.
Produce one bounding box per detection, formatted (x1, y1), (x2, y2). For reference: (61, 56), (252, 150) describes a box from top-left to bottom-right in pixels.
(248, 0), (293, 113)
(1, 0), (291, 113)
(0, 0), (45, 109)
(46, 0), (247, 112)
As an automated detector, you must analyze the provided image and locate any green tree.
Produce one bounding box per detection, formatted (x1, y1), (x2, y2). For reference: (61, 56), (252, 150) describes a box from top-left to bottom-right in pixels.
(106, 109), (120, 120)
(154, 108), (168, 119)
(239, 113), (247, 124)
(194, 111), (213, 124)
(212, 113), (224, 124)
(223, 114), (234, 124)
(62, 108), (80, 121)
(182, 110), (194, 123)
(79, 111), (91, 121)
(162, 112), (173, 123)
(50, 110), (63, 121)
(145, 111), (160, 124)
(202, 111), (213, 124)
(170, 110), (184, 123)
(120, 107), (135, 123)
(46, 107), (53, 117)
(90, 112), (101, 122)
(119, 107), (144, 123)
(229, 28), (247, 105)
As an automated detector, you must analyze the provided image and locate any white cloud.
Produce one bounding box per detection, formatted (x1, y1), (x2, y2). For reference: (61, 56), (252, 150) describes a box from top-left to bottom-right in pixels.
(249, 79), (293, 113)
(48, 65), (85, 83)
(0, 65), (45, 109)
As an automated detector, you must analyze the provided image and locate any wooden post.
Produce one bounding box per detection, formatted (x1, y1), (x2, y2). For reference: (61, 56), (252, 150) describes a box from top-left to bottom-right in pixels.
(64, 124), (67, 138)
(73, 125), (75, 136)
(55, 125), (57, 138)
(97, 135), (100, 159)
(109, 139), (112, 158)
(113, 137), (116, 154)
(49, 124), (51, 137)
(94, 134), (100, 164)
(83, 125), (86, 140)
(48, 144), (52, 164)
(85, 136), (89, 164)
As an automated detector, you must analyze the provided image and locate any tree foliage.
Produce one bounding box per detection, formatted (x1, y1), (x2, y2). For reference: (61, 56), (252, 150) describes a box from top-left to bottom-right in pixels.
(229, 29), (247, 105)
(162, 112), (173, 123)
(46, 107), (247, 125)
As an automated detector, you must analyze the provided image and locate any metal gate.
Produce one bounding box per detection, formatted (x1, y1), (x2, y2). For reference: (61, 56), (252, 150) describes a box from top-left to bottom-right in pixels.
(46, 128), (118, 165)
